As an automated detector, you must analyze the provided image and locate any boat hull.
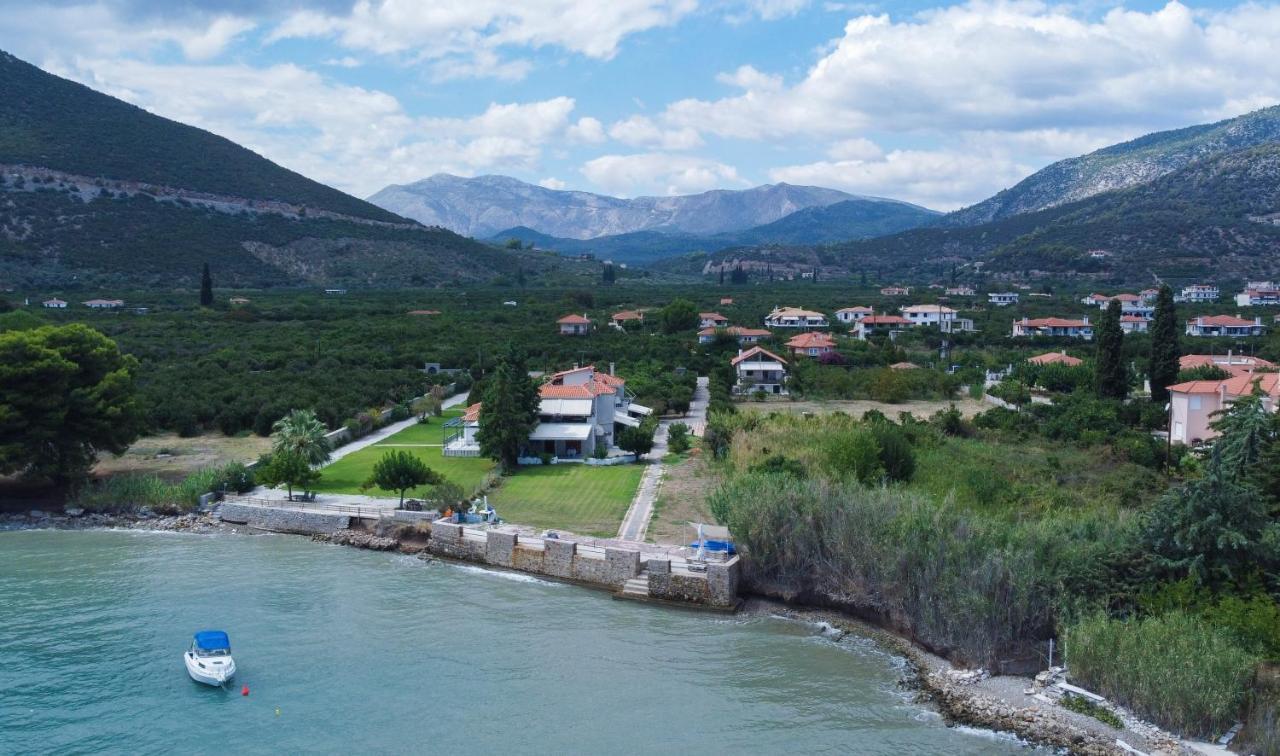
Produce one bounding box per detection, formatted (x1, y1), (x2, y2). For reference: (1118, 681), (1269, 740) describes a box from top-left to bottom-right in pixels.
(184, 652), (236, 686)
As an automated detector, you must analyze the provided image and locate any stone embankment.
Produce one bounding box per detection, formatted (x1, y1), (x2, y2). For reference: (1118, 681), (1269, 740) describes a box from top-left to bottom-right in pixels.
(1, 508), (225, 533)
(313, 529), (399, 551)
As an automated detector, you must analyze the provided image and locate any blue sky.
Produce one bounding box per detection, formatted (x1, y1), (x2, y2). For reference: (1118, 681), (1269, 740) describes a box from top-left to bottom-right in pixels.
(4, 0), (1280, 209)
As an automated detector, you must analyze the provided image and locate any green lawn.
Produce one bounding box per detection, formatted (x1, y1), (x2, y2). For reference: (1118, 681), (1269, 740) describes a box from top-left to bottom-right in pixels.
(372, 408), (466, 446)
(488, 463), (645, 537)
(313, 446), (494, 499)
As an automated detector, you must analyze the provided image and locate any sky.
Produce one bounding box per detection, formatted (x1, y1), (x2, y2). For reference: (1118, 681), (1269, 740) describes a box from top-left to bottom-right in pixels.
(3, 0), (1280, 210)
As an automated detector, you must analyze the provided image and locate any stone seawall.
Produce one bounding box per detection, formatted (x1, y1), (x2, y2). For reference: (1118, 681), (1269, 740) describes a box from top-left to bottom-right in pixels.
(218, 502), (350, 535)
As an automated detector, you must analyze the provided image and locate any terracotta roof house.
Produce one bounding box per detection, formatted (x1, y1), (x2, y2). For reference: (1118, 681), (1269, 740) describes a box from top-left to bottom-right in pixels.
(785, 332), (837, 358)
(1185, 315), (1265, 338)
(720, 297), (734, 305)
(852, 314), (910, 339)
(835, 306), (875, 324)
(557, 313), (591, 335)
(42, 298), (67, 309)
(731, 346), (788, 396)
(1180, 353), (1276, 376)
(764, 307), (828, 329)
(697, 326), (770, 345)
(1168, 372), (1280, 445)
(1120, 315), (1151, 333)
(699, 312), (730, 328)
(1028, 351), (1083, 367)
(889, 362), (921, 370)
(610, 310), (645, 329)
(1011, 317), (1094, 340)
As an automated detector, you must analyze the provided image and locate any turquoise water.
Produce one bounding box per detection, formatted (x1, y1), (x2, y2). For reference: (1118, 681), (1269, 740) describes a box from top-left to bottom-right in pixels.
(0, 531), (1030, 754)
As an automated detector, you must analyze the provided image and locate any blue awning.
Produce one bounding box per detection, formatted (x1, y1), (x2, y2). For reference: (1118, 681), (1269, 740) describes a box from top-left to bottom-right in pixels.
(194, 631), (230, 651)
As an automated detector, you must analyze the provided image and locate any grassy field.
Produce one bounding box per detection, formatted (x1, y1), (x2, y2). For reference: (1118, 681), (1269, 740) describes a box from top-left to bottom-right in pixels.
(92, 432), (272, 481)
(313, 446), (494, 498)
(741, 397), (988, 419)
(488, 463), (646, 537)
(649, 451), (720, 545)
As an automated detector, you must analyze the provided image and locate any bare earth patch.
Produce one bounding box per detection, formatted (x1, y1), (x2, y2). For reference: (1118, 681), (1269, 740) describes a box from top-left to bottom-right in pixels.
(92, 433), (272, 481)
(737, 397), (988, 419)
(648, 451), (723, 546)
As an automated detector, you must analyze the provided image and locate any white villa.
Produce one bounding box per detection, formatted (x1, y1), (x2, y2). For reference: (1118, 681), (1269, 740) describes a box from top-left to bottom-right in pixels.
(1082, 293), (1154, 318)
(699, 312), (730, 328)
(835, 306), (875, 324)
(1185, 315), (1265, 338)
(1176, 284), (1219, 303)
(1120, 315), (1151, 334)
(901, 304), (958, 327)
(880, 286), (911, 296)
(444, 365), (651, 461)
(1236, 282), (1280, 307)
(732, 346), (788, 396)
(557, 313), (591, 335)
(945, 286), (976, 297)
(42, 298), (67, 309)
(988, 292), (1020, 307)
(1011, 317), (1094, 339)
(764, 307), (828, 329)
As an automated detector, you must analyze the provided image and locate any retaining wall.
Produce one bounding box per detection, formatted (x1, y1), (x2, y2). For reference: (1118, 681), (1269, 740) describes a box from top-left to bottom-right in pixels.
(219, 502), (350, 535)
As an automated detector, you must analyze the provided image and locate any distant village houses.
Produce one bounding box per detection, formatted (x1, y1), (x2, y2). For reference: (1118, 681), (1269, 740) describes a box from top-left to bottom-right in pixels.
(945, 286), (975, 297)
(1175, 284), (1219, 303)
(82, 298), (124, 309)
(879, 286), (910, 297)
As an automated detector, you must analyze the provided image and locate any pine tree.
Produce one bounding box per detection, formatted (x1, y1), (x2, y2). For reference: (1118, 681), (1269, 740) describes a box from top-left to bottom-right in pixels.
(718, 268), (725, 285)
(602, 263), (615, 285)
(476, 351), (540, 471)
(1094, 299), (1127, 399)
(1149, 284), (1180, 404)
(199, 262), (213, 307)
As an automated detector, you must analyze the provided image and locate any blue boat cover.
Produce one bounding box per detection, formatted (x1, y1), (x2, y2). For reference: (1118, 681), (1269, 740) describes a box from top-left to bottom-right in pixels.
(194, 631), (230, 651)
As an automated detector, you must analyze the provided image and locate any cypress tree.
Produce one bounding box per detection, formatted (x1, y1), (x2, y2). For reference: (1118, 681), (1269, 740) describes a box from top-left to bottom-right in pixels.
(1148, 284), (1180, 403)
(199, 262), (213, 307)
(476, 350), (540, 471)
(1094, 299), (1127, 399)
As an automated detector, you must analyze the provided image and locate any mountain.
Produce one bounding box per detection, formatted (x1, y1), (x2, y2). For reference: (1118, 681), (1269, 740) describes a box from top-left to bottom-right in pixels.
(367, 174), (861, 239)
(489, 197), (940, 265)
(660, 142), (1280, 284)
(947, 105), (1280, 226)
(0, 50), (557, 288)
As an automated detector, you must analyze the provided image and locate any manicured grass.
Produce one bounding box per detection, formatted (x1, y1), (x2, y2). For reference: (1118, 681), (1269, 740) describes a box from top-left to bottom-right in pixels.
(488, 463), (646, 537)
(313, 446), (494, 499)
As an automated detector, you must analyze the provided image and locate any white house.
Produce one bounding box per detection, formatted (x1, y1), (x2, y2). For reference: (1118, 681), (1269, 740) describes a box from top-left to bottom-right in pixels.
(988, 292), (1020, 307)
(1236, 283), (1280, 307)
(1011, 317), (1094, 339)
(83, 298), (124, 309)
(764, 307), (828, 329)
(732, 346), (788, 395)
(880, 286), (911, 296)
(557, 313), (591, 335)
(1120, 315), (1151, 334)
(42, 298), (67, 309)
(901, 304), (957, 327)
(945, 286), (976, 297)
(1185, 315), (1265, 338)
(1175, 284), (1219, 303)
(835, 306), (875, 324)
(699, 312), (730, 329)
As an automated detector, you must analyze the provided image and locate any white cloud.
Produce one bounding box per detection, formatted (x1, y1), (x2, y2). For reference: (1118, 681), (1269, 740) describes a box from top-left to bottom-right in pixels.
(268, 0), (698, 79)
(725, 0), (811, 23)
(567, 117), (607, 144)
(826, 137), (882, 161)
(608, 116), (703, 150)
(539, 177), (568, 189)
(0, 3), (255, 62)
(581, 153), (745, 196)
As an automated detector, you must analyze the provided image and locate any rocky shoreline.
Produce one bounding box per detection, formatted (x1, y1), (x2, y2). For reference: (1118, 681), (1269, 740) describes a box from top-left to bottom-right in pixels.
(752, 601), (1191, 756)
(0, 508), (228, 534)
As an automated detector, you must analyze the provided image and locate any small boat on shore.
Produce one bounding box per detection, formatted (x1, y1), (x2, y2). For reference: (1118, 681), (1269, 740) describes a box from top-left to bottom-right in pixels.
(184, 631), (236, 686)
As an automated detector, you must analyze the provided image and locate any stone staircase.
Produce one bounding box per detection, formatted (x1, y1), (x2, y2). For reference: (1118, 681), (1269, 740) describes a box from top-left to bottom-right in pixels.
(621, 573), (650, 599)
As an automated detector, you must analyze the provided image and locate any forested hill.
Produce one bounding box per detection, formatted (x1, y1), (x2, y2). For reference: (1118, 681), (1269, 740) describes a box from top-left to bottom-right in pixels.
(945, 105), (1280, 226)
(0, 50), (556, 289)
(659, 143), (1280, 284)
(0, 50), (399, 223)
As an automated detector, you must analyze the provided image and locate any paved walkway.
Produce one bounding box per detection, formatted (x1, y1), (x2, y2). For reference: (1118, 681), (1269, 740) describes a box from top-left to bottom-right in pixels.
(326, 391), (469, 464)
(617, 376), (708, 542)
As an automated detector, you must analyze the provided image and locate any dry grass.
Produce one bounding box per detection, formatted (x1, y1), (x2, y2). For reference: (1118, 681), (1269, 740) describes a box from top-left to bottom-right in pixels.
(648, 450), (723, 545)
(92, 433), (272, 481)
(740, 397), (988, 419)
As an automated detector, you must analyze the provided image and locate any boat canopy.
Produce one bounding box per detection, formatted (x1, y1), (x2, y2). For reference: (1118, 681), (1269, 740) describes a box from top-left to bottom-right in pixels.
(194, 631), (231, 651)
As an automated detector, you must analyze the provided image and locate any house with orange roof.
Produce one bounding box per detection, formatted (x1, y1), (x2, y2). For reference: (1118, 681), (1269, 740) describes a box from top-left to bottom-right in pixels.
(1168, 372), (1280, 445)
(699, 312), (730, 328)
(1235, 282), (1280, 307)
(610, 310), (645, 329)
(785, 332), (837, 358)
(697, 326), (770, 345)
(731, 346), (788, 395)
(1027, 351), (1083, 367)
(445, 365), (651, 461)
(557, 313), (591, 335)
(1180, 353), (1275, 376)
(852, 314), (911, 339)
(1185, 315), (1264, 338)
(1120, 315), (1151, 334)
(1011, 316), (1093, 340)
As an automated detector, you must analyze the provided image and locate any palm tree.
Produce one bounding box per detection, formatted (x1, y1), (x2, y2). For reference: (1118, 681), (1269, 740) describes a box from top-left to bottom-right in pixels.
(271, 409), (332, 467)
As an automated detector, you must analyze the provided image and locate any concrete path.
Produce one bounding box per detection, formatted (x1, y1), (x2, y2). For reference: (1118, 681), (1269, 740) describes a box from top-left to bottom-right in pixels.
(326, 391), (468, 464)
(617, 376), (708, 542)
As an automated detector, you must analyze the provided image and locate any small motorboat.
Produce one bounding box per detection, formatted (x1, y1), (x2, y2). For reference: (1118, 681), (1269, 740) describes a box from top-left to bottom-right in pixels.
(184, 630), (236, 686)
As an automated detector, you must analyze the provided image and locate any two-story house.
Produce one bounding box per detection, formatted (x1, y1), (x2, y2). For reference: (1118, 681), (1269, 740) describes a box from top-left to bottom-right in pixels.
(1169, 372), (1280, 445)
(732, 347), (788, 395)
(988, 292), (1019, 307)
(1011, 317), (1094, 339)
(853, 314), (912, 339)
(785, 332), (837, 358)
(697, 326), (770, 344)
(1235, 283), (1280, 307)
(901, 304), (958, 327)
(835, 306), (875, 324)
(1175, 284), (1219, 303)
(1185, 315), (1265, 338)
(764, 307), (828, 329)
(699, 312), (730, 329)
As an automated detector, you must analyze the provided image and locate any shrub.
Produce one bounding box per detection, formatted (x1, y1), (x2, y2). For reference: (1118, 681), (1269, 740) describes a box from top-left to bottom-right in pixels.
(668, 422), (691, 454)
(870, 423), (916, 483)
(822, 429), (882, 485)
(212, 462), (255, 494)
(1064, 610), (1259, 737)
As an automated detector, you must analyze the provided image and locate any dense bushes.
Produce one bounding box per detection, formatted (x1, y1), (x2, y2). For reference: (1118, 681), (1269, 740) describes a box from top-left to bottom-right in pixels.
(1065, 611), (1259, 737)
(70, 463), (251, 514)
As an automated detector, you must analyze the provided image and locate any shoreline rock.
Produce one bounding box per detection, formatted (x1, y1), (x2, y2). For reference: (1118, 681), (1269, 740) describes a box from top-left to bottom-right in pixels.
(1, 509), (227, 534)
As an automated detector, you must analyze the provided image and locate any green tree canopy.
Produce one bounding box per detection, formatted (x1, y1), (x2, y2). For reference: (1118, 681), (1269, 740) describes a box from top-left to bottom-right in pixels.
(477, 351), (540, 470)
(1149, 284), (1180, 404)
(0, 324), (144, 484)
(618, 417), (659, 460)
(362, 449), (441, 506)
(1094, 299), (1128, 400)
(658, 298), (698, 334)
(271, 409), (331, 466)
(257, 449), (320, 502)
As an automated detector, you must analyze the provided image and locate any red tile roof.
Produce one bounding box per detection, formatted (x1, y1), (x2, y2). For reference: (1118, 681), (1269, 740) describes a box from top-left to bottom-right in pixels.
(611, 310), (644, 321)
(731, 346), (787, 366)
(785, 332), (836, 348)
(463, 403), (482, 423)
(1180, 354), (1276, 376)
(557, 314), (590, 324)
(699, 312), (729, 321)
(1188, 315), (1258, 327)
(1028, 351), (1083, 366)
(1168, 373), (1280, 397)
(1017, 317), (1090, 328)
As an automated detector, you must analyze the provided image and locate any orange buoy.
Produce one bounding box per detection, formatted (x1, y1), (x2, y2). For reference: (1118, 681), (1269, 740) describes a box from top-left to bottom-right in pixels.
(241, 685), (250, 696)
